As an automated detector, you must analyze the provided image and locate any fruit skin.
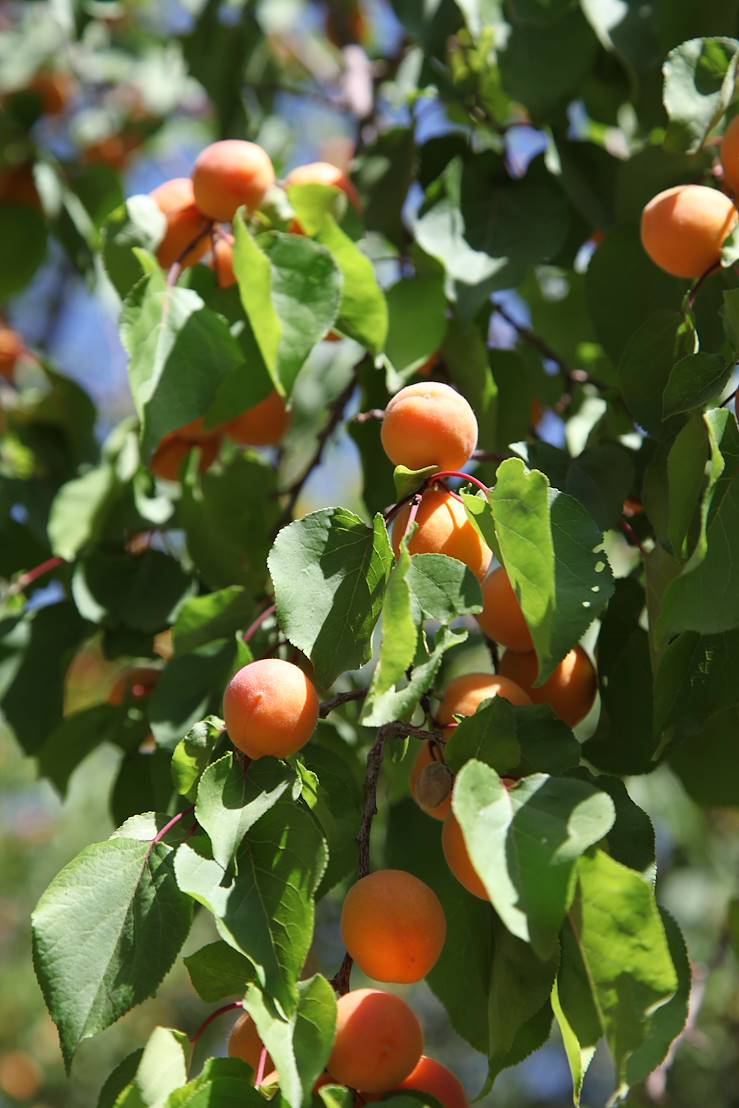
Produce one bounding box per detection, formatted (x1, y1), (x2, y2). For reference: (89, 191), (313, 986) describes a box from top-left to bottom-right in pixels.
(499, 644), (597, 728)
(397, 1055), (469, 1108)
(109, 666), (160, 706)
(192, 140), (276, 222)
(392, 487), (492, 581)
(436, 672), (531, 733)
(381, 382), (478, 473)
(328, 988), (423, 1093)
(640, 184), (737, 279)
(442, 814), (488, 900)
(228, 1012), (271, 1073)
(477, 567), (534, 653)
(150, 178), (210, 268)
(149, 418), (221, 482)
(340, 869), (447, 983)
(721, 115), (739, 196)
(0, 327), (24, 380)
(225, 391), (290, 447)
(212, 233), (236, 288)
(223, 657), (319, 759)
(410, 743), (452, 821)
(285, 161), (361, 210)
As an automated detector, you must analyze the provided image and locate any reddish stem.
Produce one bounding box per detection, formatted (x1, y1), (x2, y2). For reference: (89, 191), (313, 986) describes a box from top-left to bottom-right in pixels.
(400, 492), (423, 546)
(190, 1001), (243, 1051)
(6, 556), (65, 599)
(432, 470), (490, 495)
(621, 517), (646, 555)
(149, 805), (195, 848)
(256, 1044), (269, 1086)
(244, 603), (276, 644)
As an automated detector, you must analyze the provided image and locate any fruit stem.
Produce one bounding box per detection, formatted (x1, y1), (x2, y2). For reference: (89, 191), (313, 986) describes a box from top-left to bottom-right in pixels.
(255, 1044), (269, 1086)
(400, 491), (423, 547)
(149, 805), (195, 849)
(244, 603), (277, 644)
(433, 470), (490, 495)
(190, 1001), (243, 1051)
(4, 555), (65, 600)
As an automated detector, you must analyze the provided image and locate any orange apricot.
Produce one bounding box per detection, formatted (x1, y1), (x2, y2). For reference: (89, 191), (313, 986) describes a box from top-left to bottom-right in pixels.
(721, 115), (739, 195)
(381, 382), (478, 473)
(442, 814), (487, 900)
(410, 742), (452, 821)
(498, 644), (597, 728)
(109, 666), (160, 706)
(228, 1012), (272, 1073)
(224, 391), (290, 447)
(436, 671), (531, 733)
(340, 869), (446, 983)
(223, 657), (319, 759)
(285, 161), (361, 211)
(640, 184), (737, 279)
(212, 232), (236, 288)
(397, 1055), (469, 1108)
(150, 178), (210, 268)
(149, 418), (221, 481)
(328, 989), (423, 1093)
(477, 567), (533, 652)
(392, 487), (491, 580)
(192, 140), (275, 222)
(0, 326), (24, 380)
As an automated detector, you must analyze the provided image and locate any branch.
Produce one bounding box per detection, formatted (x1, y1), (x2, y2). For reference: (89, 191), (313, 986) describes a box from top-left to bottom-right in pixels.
(319, 688), (367, 717)
(166, 221), (215, 287)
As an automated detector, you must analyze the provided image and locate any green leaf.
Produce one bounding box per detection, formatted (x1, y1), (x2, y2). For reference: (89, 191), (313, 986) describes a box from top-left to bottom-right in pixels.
(232, 214), (282, 390)
(196, 754), (296, 871)
(662, 352), (732, 418)
(184, 941), (254, 1003)
(453, 761), (615, 957)
(120, 267), (246, 460)
(360, 625), (466, 727)
(98, 1051), (144, 1108)
(499, 9), (598, 120)
(165, 1057), (264, 1107)
(242, 976), (337, 1108)
(174, 797), (327, 1015)
(36, 703), (121, 795)
(655, 629), (739, 744)
(72, 550), (192, 634)
(361, 545), (417, 721)
(442, 316), (497, 453)
(150, 639), (238, 750)
(384, 276), (447, 379)
(0, 203), (48, 299)
(662, 37), (739, 152)
(567, 850), (679, 1096)
(102, 196), (167, 299)
(668, 707), (739, 807)
(315, 216), (388, 353)
(269, 509), (393, 689)
(172, 587), (253, 654)
(618, 310), (688, 438)
(171, 716), (225, 802)
(666, 414), (713, 557)
(445, 697), (580, 778)
(115, 1027), (190, 1108)
(406, 553), (482, 623)
(467, 457), (614, 681)
(32, 837), (192, 1069)
(393, 464), (440, 500)
(297, 729), (363, 894)
(48, 463), (119, 560)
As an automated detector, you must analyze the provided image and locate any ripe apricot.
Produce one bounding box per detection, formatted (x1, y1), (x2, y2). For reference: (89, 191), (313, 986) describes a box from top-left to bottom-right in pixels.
(285, 161), (361, 211)
(398, 1055), (468, 1108)
(442, 814), (487, 900)
(149, 418), (221, 481)
(381, 382), (478, 473)
(340, 869), (446, 983)
(477, 567), (533, 652)
(328, 989), (423, 1093)
(721, 115), (739, 196)
(640, 184), (737, 279)
(212, 232), (236, 288)
(150, 178), (210, 269)
(192, 140), (275, 222)
(0, 327), (24, 380)
(499, 644), (597, 728)
(436, 672), (531, 733)
(109, 666), (160, 706)
(223, 657), (319, 759)
(224, 391), (290, 447)
(228, 1012), (272, 1073)
(410, 743), (452, 821)
(392, 487), (492, 580)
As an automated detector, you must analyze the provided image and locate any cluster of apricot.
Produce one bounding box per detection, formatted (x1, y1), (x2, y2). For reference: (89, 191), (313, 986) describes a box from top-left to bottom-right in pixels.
(222, 657), (466, 1104)
(145, 141), (357, 482)
(379, 381), (598, 898)
(640, 116), (739, 278)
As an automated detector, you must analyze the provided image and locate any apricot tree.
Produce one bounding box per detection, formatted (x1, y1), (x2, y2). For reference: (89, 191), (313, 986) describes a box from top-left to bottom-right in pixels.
(1, 4), (739, 1108)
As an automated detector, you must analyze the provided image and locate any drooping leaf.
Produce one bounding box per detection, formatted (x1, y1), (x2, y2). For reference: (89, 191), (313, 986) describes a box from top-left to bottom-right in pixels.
(314, 216), (387, 353)
(171, 716), (225, 802)
(662, 37), (739, 152)
(113, 1026), (190, 1108)
(164, 1057), (264, 1107)
(445, 697), (580, 778)
(184, 941), (254, 1003)
(406, 553), (483, 623)
(172, 586), (253, 654)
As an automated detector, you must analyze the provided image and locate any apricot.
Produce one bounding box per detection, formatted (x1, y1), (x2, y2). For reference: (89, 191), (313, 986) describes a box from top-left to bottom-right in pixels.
(436, 672), (531, 733)
(224, 391), (290, 447)
(410, 742), (452, 821)
(442, 814), (487, 900)
(499, 644), (597, 728)
(212, 232), (236, 288)
(398, 1055), (468, 1108)
(392, 487), (492, 580)
(381, 382), (478, 473)
(223, 657), (319, 759)
(328, 989), (423, 1093)
(285, 161), (361, 211)
(721, 115), (739, 196)
(150, 178), (210, 269)
(341, 869), (446, 983)
(149, 418), (221, 481)
(0, 327), (24, 380)
(640, 184), (737, 279)
(192, 140), (275, 221)
(109, 666), (160, 706)
(477, 567), (533, 652)
(228, 1012), (272, 1073)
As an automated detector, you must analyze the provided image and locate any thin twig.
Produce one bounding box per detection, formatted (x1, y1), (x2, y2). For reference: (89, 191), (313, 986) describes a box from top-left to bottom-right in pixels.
(149, 805), (195, 850)
(400, 492), (423, 546)
(319, 689), (367, 717)
(3, 555), (65, 600)
(255, 1044), (269, 1086)
(190, 1001), (243, 1051)
(354, 408), (384, 423)
(684, 261), (721, 312)
(244, 603), (276, 644)
(621, 517), (646, 555)
(166, 221), (215, 287)
(433, 470), (490, 495)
